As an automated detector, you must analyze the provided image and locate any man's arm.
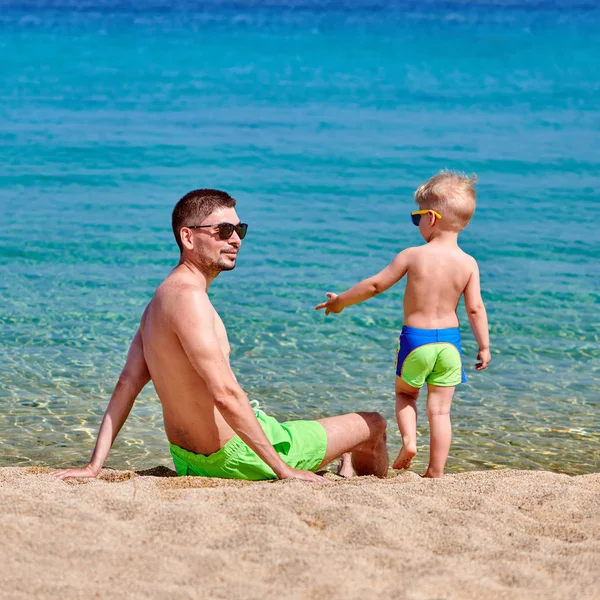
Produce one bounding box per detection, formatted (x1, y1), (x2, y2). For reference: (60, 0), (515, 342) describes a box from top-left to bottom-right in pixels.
(53, 328), (150, 480)
(463, 261), (491, 370)
(316, 249), (412, 315)
(173, 288), (326, 483)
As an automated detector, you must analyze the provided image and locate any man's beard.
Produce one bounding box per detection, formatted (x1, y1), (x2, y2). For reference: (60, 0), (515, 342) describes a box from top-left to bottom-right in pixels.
(197, 249), (237, 275)
(216, 246), (237, 272)
(216, 255), (236, 272)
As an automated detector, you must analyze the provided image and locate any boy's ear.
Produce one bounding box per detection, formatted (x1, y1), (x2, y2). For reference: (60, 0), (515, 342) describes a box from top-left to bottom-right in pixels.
(428, 210), (437, 226)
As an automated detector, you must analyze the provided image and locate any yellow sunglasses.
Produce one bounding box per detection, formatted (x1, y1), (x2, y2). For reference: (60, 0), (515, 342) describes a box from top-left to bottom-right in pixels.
(411, 209), (442, 226)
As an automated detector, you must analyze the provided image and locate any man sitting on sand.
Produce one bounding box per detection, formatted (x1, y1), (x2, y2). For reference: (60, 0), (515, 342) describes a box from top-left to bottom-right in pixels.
(55, 189), (388, 482)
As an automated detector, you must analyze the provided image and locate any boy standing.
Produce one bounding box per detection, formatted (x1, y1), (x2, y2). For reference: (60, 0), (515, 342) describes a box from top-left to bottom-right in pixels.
(316, 171), (490, 478)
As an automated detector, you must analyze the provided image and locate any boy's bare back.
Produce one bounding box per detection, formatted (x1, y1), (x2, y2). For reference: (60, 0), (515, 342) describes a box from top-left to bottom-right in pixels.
(402, 240), (477, 330)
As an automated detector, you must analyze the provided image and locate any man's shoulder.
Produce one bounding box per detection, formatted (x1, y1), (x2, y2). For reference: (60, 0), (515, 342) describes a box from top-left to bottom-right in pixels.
(156, 274), (212, 310)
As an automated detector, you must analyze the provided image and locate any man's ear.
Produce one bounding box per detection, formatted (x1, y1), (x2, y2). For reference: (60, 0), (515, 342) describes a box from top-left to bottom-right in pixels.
(180, 227), (194, 250)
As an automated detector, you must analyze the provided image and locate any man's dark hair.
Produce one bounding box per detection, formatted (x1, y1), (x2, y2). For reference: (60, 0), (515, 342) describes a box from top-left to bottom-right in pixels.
(171, 189), (236, 253)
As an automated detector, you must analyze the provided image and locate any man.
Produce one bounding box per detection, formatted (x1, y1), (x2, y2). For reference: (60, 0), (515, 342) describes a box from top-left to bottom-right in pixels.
(54, 189), (388, 482)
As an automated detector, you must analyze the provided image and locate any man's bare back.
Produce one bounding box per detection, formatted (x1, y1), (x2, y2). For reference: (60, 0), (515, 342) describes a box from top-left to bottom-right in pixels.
(141, 269), (238, 456)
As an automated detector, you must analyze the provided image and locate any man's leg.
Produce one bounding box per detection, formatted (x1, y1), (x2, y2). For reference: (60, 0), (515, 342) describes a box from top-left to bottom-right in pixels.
(336, 453), (354, 478)
(317, 412), (388, 477)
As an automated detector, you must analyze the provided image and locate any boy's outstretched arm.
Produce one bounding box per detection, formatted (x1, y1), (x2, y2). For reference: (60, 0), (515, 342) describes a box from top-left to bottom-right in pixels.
(464, 261), (491, 370)
(316, 249), (412, 315)
(53, 327), (151, 479)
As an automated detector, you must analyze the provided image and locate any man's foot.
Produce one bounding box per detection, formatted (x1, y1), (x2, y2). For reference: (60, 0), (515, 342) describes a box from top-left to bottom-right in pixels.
(336, 452), (354, 478)
(392, 445), (416, 470)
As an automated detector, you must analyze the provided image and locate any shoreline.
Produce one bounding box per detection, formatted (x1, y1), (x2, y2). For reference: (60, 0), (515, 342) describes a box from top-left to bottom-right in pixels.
(1, 467), (599, 599)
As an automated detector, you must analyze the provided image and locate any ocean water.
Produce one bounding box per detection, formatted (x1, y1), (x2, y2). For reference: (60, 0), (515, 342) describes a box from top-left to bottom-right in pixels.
(1, 0), (599, 475)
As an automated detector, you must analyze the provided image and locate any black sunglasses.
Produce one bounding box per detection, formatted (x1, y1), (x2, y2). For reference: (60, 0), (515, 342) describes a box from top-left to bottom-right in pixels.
(187, 222), (248, 241)
(411, 210), (442, 226)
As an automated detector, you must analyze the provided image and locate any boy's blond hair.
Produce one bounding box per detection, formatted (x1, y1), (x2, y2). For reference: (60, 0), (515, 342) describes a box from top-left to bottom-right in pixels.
(414, 170), (477, 231)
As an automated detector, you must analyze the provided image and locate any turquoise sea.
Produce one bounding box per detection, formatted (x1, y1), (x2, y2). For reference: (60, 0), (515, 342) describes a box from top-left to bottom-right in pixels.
(1, 1), (599, 474)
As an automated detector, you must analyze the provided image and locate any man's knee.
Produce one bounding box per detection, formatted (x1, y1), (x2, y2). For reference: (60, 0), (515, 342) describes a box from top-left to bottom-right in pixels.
(358, 411), (387, 437)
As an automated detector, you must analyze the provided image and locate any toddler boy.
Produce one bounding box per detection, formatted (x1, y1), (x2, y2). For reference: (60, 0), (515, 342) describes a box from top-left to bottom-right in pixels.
(316, 171), (490, 477)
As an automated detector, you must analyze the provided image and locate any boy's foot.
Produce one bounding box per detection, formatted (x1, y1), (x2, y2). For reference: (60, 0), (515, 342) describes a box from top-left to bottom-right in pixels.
(392, 445), (416, 470)
(336, 452), (354, 478)
(422, 468), (444, 478)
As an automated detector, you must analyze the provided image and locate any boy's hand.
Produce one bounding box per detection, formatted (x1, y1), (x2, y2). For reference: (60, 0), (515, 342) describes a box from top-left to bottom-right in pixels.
(315, 292), (343, 315)
(476, 348), (491, 370)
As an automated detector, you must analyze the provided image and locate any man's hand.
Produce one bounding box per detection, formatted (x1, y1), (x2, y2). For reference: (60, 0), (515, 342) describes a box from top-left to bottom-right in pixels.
(278, 467), (330, 483)
(315, 292), (344, 316)
(52, 464), (99, 481)
(476, 348), (491, 370)
(52, 326), (150, 483)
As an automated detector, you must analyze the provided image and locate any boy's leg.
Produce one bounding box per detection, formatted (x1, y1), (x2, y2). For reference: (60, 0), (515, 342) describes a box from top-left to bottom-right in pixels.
(424, 384), (455, 478)
(317, 412), (388, 477)
(392, 377), (420, 470)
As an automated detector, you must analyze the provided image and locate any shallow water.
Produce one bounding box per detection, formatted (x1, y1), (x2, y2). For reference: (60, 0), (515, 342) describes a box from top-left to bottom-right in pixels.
(1, 0), (599, 474)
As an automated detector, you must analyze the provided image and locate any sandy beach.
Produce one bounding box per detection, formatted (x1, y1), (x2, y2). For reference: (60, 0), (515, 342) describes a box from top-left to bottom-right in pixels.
(1, 467), (598, 599)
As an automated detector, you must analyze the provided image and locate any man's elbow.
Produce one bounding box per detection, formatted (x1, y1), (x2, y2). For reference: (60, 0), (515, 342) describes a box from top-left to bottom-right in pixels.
(117, 369), (149, 391)
(212, 387), (244, 414)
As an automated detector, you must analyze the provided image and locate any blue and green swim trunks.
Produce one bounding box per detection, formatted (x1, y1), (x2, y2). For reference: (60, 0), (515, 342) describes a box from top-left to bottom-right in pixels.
(169, 409), (328, 480)
(396, 325), (467, 388)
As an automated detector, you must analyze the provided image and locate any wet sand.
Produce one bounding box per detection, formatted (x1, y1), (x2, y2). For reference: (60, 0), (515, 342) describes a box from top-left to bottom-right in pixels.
(1, 467), (598, 599)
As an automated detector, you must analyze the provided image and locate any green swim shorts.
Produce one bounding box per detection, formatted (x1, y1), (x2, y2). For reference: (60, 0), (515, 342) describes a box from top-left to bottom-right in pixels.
(169, 409), (328, 480)
(396, 326), (467, 388)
